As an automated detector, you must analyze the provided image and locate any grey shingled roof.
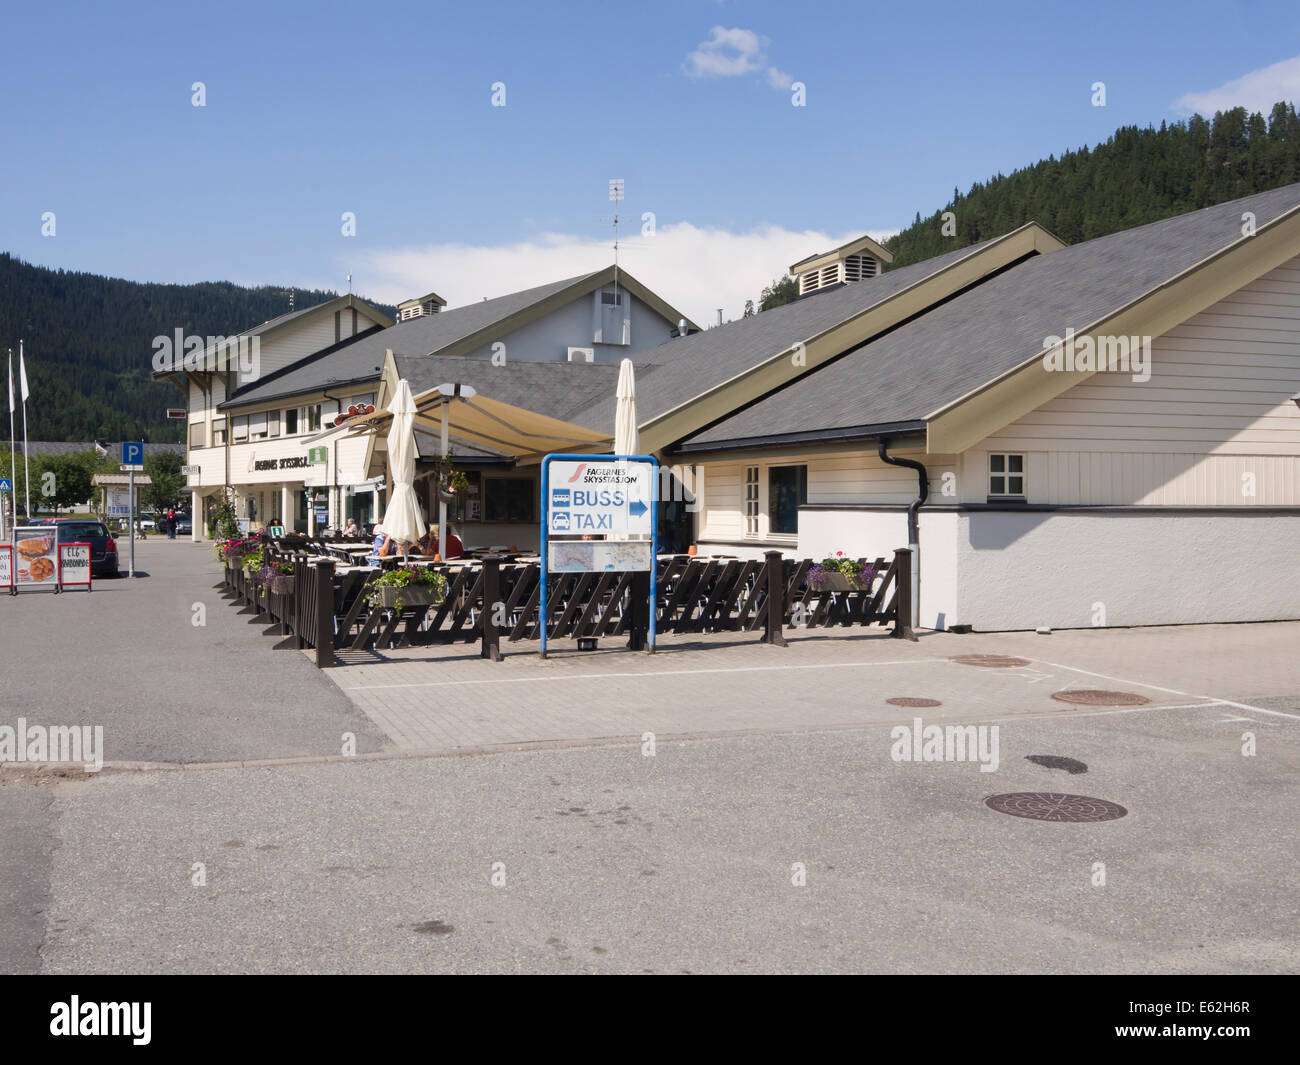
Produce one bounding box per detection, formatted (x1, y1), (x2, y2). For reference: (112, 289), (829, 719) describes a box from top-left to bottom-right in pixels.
(221, 272), (602, 409)
(393, 354), (622, 433)
(681, 181), (1300, 448)
(567, 237), (1001, 429)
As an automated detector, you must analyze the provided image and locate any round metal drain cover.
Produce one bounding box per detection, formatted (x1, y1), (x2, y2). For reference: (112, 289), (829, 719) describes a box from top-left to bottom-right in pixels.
(1050, 689), (1150, 707)
(886, 697), (942, 708)
(985, 792), (1128, 822)
(950, 654), (1031, 668)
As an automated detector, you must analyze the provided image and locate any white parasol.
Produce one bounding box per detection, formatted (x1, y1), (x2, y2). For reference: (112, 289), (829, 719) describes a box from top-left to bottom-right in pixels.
(379, 378), (427, 554)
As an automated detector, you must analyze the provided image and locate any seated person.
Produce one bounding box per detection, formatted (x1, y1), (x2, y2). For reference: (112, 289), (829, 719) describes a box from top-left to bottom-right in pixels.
(343, 518), (360, 537)
(368, 524), (400, 563)
(415, 525), (465, 559)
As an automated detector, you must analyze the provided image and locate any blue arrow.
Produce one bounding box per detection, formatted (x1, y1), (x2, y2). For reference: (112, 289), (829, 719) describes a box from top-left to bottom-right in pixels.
(628, 499), (647, 518)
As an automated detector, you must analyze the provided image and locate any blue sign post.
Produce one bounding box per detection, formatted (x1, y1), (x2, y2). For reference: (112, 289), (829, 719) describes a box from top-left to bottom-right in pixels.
(121, 442), (144, 577)
(540, 453), (658, 657)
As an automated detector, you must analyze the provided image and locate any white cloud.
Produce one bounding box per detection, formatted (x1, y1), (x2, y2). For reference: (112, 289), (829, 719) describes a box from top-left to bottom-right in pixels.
(342, 222), (898, 327)
(685, 25), (792, 90)
(1171, 55), (1300, 117)
(765, 67), (795, 90)
(685, 26), (766, 78)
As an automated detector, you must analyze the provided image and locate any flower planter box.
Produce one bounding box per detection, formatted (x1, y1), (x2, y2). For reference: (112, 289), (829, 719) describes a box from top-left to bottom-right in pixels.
(375, 585), (444, 608)
(811, 572), (864, 592)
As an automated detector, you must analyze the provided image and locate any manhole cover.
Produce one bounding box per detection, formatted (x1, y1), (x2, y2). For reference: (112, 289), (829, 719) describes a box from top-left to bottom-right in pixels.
(1050, 689), (1149, 707)
(985, 793), (1128, 822)
(886, 697), (942, 708)
(950, 654), (1031, 668)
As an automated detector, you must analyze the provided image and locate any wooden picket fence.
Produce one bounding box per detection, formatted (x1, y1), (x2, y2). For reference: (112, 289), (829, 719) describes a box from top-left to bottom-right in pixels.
(221, 547), (914, 668)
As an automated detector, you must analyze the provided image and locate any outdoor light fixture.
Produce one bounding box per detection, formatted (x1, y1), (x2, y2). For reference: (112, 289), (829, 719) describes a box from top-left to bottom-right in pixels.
(436, 383), (477, 400)
(1292, 390), (1300, 411)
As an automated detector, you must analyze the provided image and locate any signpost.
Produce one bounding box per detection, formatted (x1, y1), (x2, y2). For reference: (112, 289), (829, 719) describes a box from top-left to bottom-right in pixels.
(539, 454), (658, 657)
(0, 477), (10, 540)
(122, 442), (143, 578)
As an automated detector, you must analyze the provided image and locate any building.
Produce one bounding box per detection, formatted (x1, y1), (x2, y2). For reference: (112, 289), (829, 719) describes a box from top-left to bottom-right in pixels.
(662, 184), (1300, 630)
(157, 268), (693, 538)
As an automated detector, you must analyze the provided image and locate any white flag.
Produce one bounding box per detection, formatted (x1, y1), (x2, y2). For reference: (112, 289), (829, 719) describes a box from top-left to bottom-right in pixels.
(19, 345), (29, 403)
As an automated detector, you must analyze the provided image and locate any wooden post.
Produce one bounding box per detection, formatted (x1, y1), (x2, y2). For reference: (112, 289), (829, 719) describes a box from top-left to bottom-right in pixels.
(761, 550), (787, 647)
(315, 558), (336, 668)
(891, 548), (916, 641)
(481, 555), (502, 662)
(627, 570), (650, 651)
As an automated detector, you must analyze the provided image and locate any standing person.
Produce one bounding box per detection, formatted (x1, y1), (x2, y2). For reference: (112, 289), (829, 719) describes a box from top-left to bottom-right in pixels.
(166, 508), (176, 539)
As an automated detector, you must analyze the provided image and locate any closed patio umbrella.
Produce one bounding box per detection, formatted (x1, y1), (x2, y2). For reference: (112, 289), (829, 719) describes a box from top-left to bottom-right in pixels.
(380, 379), (426, 556)
(614, 358), (638, 456)
(613, 359), (641, 541)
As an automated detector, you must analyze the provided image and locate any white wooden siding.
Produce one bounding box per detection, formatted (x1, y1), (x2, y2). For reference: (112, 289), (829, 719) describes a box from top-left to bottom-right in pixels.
(695, 449), (957, 545)
(978, 254), (1300, 504)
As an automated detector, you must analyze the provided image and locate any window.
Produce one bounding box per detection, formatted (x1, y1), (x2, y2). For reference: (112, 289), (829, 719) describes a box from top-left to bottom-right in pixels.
(595, 289), (630, 345)
(483, 477), (535, 522)
(231, 415), (249, 442)
(767, 464), (807, 536)
(988, 454), (1025, 498)
(744, 466), (759, 536)
(303, 404), (322, 433)
(250, 411), (269, 440)
(284, 408), (299, 435)
(348, 393), (375, 409)
(449, 471), (482, 523)
(213, 418), (227, 445)
(189, 421), (205, 448)
(268, 410), (280, 438)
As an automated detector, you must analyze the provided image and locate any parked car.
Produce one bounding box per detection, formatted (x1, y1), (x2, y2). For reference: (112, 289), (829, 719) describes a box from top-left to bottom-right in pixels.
(54, 518), (119, 578)
(175, 513), (192, 535)
(137, 516), (156, 532)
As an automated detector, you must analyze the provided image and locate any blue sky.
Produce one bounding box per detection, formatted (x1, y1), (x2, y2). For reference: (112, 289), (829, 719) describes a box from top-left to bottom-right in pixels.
(2, 0), (1298, 321)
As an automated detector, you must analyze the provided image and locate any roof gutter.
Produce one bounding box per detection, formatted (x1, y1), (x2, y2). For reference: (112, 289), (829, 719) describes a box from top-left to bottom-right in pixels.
(877, 437), (927, 628)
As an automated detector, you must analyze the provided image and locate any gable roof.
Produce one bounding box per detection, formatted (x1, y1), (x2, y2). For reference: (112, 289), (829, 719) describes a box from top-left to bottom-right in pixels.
(219, 266), (693, 410)
(585, 222), (1062, 453)
(677, 181), (1300, 454)
(151, 293), (393, 379)
(790, 232), (895, 273)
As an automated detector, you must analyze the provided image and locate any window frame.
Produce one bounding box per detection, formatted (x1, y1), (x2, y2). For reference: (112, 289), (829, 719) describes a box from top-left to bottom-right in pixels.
(766, 463), (807, 538)
(987, 453), (1026, 500)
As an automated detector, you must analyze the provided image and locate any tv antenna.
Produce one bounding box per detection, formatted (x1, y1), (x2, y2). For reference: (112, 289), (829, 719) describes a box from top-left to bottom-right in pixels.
(608, 178), (624, 303)
(284, 287), (295, 313)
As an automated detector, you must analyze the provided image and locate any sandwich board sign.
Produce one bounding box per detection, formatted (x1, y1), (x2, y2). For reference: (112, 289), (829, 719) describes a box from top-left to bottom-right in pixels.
(12, 526), (58, 592)
(58, 542), (92, 592)
(539, 454), (658, 657)
(0, 544), (13, 595)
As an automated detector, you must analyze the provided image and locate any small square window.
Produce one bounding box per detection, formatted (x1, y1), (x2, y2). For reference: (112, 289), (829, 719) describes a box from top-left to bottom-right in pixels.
(989, 454), (1026, 498)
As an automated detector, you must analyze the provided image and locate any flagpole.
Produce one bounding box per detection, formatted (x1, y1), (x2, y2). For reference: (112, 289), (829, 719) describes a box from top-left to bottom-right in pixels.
(7, 348), (16, 539)
(20, 341), (30, 521)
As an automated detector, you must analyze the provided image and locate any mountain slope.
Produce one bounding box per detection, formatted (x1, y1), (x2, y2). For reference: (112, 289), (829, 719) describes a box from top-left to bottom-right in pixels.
(0, 255), (393, 442)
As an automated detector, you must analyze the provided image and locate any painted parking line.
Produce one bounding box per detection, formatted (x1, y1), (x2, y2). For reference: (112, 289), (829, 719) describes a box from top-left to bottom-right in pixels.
(1036, 659), (1300, 721)
(341, 658), (953, 691)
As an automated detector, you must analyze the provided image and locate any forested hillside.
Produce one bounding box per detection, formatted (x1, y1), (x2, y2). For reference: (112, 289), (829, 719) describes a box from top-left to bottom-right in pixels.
(0, 256), (393, 442)
(884, 102), (1300, 266)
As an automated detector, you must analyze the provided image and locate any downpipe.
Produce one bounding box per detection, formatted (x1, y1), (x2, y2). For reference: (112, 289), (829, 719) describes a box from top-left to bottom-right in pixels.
(877, 438), (928, 629)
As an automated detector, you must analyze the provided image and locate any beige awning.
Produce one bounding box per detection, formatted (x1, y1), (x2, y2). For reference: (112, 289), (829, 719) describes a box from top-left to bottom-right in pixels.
(306, 384), (612, 464)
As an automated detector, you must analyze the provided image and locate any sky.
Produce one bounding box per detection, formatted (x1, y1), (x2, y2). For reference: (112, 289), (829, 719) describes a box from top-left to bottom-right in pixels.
(2, 0), (1299, 324)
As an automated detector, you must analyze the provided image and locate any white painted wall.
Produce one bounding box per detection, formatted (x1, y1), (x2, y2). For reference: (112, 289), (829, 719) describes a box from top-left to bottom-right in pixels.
(953, 509), (1300, 630)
